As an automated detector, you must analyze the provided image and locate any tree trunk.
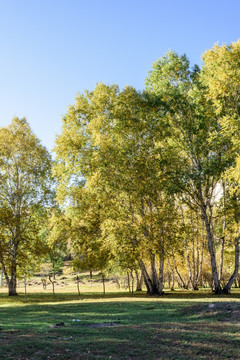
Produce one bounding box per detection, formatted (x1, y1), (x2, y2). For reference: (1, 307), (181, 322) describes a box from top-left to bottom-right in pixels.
(76, 275), (81, 296)
(150, 252), (161, 294)
(41, 277), (47, 289)
(171, 270), (175, 291)
(9, 277), (17, 296)
(201, 207), (221, 294)
(185, 237), (193, 288)
(219, 181), (226, 282)
(194, 230), (204, 290)
(127, 271), (131, 293)
(158, 252), (164, 295)
(102, 274), (105, 295)
(171, 251), (188, 289)
(49, 275), (55, 296)
(52, 262), (56, 280)
(8, 267), (17, 296)
(138, 259), (153, 294)
(138, 255), (164, 296)
(1, 260), (17, 296)
(130, 270), (134, 294)
(219, 237), (225, 282)
(24, 275), (27, 302)
(1, 271), (3, 287)
(139, 199), (161, 295)
(135, 270), (143, 291)
(223, 236), (239, 294)
(167, 257), (175, 290)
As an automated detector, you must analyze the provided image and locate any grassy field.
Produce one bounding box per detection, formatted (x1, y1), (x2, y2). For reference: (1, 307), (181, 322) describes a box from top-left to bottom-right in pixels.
(0, 284), (240, 360)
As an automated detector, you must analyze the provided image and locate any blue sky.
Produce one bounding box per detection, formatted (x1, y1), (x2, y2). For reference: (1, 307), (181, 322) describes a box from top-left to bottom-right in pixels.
(0, 0), (239, 151)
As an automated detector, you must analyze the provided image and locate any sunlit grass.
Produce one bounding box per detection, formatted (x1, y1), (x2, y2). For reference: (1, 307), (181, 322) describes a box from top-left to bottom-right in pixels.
(1, 286), (240, 359)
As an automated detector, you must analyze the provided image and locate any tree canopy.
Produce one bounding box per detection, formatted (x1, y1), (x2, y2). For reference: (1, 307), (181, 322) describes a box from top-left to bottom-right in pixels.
(1, 40), (240, 296)
(53, 41), (240, 295)
(0, 117), (53, 295)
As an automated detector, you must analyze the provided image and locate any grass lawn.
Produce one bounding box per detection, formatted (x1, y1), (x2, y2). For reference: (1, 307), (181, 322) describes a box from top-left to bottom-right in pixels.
(0, 289), (240, 360)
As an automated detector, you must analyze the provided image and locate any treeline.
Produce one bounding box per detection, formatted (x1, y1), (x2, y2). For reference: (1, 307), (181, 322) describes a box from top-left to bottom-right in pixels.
(1, 40), (240, 296)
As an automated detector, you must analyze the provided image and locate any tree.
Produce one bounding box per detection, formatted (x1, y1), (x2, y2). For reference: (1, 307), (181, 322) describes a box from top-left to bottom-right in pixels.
(54, 84), (178, 295)
(146, 51), (235, 293)
(0, 117), (53, 295)
(201, 40), (240, 293)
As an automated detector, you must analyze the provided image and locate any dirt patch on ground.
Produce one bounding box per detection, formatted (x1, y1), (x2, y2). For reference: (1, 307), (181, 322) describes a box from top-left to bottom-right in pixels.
(182, 302), (240, 323)
(76, 322), (121, 328)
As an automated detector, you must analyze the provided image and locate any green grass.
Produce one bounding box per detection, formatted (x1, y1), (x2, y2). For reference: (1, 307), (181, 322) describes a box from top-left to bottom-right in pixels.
(0, 290), (240, 359)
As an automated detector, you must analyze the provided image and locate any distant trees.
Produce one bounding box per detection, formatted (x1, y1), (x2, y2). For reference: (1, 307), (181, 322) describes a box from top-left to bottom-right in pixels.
(0, 118), (53, 295)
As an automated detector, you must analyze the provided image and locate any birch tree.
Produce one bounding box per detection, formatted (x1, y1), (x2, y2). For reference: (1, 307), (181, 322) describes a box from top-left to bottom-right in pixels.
(0, 118), (53, 295)
(146, 51), (234, 293)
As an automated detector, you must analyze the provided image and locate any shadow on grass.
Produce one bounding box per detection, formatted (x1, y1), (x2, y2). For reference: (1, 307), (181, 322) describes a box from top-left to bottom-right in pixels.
(0, 298), (239, 360)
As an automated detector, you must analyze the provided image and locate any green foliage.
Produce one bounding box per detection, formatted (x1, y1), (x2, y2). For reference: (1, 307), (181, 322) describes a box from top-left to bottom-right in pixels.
(52, 42), (240, 294)
(145, 47), (240, 293)
(2, 41), (240, 297)
(0, 117), (54, 294)
(54, 83), (182, 294)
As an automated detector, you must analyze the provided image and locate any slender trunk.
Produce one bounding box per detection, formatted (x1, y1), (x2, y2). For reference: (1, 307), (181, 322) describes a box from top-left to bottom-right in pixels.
(190, 211), (197, 289)
(192, 238), (196, 287)
(102, 274), (105, 295)
(41, 277), (47, 289)
(49, 275), (55, 296)
(219, 237), (225, 282)
(219, 181), (226, 282)
(52, 262), (56, 280)
(90, 270), (93, 279)
(1, 262), (9, 288)
(195, 228), (204, 289)
(139, 199), (157, 295)
(223, 236), (239, 294)
(1, 252), (18, 296)
(185, 238), (193, 288)
(158, 252), (164, 295)
(193, 235), (199, 290)
(195, 234), (200, 283)
(201, 207), (221, 294)
(167, 257), (175, 290)
(150, 252), (160, 294)
(24, 275), (27, 302)
(171, 251), (188, 289)
(135, 270), (143, 292)
(1, 271), (3, 287)
(76, 275), (80, 296)
(130, 270), (134, 294)
(171, 269), (175, 290)
(127, 271), (131, 293)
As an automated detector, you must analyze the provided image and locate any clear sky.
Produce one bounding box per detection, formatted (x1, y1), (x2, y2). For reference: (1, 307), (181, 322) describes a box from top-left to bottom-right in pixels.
(0, 0), (239, 152)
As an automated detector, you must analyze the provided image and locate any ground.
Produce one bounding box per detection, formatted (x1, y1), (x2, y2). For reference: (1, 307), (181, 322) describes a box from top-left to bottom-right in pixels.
(0, 287), (240, 360)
